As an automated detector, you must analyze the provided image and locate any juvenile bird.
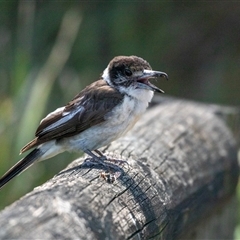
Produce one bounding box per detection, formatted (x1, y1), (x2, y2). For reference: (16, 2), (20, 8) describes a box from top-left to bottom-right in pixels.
(0, 55), (168, 188)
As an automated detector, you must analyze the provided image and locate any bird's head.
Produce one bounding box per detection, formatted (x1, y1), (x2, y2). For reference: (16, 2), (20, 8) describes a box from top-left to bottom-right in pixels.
(102, 56), (168, 94)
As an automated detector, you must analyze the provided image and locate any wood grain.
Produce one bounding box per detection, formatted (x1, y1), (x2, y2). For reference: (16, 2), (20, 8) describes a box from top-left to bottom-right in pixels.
(0, 96), (239, 239)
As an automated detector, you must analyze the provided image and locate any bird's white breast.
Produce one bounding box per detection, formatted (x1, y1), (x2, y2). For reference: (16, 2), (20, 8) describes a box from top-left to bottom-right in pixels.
(65, 88), (153, 152)
(105, 87), (153, 131)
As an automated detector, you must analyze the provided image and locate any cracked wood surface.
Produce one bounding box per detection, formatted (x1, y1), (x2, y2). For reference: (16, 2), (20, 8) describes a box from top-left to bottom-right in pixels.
(0, 96), (239, 239)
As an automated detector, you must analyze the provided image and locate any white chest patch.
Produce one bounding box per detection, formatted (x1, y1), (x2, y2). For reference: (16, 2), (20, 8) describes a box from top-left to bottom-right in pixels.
(103, 89), (153, 138)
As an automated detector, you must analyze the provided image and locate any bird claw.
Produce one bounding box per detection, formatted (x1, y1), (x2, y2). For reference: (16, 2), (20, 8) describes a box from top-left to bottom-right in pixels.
(104, 157), (129, 167)
(83, 150), (129, 168)
(82, 157), (123, 184)
(81, 151), (128, 184)
(82, 157), (105, 167)
(83, 156), (128, 169)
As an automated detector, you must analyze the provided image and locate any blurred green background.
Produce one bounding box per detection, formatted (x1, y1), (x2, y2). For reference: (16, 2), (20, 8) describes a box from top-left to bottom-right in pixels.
(0, 1), (239, 237)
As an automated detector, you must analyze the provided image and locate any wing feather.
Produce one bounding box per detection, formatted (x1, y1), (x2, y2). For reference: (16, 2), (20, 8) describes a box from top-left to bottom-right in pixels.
(21, 80), (123, 153)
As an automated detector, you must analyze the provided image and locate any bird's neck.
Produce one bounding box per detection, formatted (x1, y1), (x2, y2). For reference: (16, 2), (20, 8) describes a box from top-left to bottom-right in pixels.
(121, 85), (154, 104)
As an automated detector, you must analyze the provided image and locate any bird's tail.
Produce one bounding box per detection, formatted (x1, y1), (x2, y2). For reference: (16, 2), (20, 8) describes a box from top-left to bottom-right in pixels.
(0, 148), (42, 189)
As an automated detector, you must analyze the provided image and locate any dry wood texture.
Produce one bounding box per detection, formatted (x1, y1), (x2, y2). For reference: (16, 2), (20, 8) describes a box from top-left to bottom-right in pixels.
(0, 97), (239, 239)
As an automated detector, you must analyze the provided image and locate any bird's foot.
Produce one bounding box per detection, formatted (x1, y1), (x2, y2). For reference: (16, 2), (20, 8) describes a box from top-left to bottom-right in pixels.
(81, 149), (128, 183)
(83, 156), (128, 169)
(82, 149), (106, 165)
(82, 156), (105, 167)
(104, 157), (129, 167)
(82, 156), (123, 184)
(84, 149), (128, 167)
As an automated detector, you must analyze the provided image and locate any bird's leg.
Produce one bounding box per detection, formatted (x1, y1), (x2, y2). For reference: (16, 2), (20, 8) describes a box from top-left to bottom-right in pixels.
(82, 149), (107, 169)
(84, 149), (128, 167)
(95, 149), (129, 167)
(105, 157), (129, 167)
(84, 149), (129, 168)
(94, 149), (107, 160)
(84, 149), (106, 162)
(82, 149), (126, 184)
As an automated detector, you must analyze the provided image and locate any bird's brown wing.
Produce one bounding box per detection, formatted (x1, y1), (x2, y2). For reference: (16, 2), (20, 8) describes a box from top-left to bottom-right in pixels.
(20, 80), (123, 153)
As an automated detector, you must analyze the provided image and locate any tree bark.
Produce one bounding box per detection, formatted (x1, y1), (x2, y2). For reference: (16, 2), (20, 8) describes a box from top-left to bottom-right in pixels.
(0, 96), (239, 240)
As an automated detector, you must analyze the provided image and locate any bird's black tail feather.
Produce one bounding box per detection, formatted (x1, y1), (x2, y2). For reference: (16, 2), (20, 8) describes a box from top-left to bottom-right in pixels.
(0, 148), (41, 189)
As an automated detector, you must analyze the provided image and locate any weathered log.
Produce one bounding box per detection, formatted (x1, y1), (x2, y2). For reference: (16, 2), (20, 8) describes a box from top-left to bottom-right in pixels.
(0, 96), (239, 239)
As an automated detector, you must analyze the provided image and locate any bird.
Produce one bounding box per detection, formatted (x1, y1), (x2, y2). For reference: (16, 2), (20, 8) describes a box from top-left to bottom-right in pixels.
(0, 55), (168, 189)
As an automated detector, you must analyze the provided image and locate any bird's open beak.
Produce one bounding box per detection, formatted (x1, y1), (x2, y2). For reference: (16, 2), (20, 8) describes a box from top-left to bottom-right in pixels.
(136, 69), (168, 93)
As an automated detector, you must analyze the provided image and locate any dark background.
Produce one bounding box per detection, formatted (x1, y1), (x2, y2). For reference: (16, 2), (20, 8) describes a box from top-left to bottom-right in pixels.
(0, 1), (239, 236)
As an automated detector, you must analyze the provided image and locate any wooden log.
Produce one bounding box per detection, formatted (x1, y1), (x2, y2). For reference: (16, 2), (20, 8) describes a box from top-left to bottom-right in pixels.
(0, 96), (239, 239)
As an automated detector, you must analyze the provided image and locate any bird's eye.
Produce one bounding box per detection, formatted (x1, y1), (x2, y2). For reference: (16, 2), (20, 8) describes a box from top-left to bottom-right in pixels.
(124, 68), (132, 76)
